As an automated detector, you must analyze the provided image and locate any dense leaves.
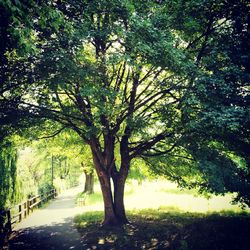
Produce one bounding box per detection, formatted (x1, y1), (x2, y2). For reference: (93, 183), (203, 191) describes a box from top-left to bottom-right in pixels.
(0, 0), (249, 224)
(0, 139), (17, 210)
(147, 0), (250, 206)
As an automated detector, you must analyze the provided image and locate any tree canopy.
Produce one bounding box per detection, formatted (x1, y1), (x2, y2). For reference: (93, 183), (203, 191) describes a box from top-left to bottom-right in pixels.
(1, 0), (249, 225)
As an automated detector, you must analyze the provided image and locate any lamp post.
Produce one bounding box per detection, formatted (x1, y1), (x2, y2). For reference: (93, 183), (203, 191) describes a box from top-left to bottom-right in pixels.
(51, 155), (54, 186)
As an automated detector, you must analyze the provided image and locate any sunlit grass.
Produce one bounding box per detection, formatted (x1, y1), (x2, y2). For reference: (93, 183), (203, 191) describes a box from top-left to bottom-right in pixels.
(74, 206), (250, 229)
(73, 180), (250, 249)
(76, 185), (135, 206)
(76, 192), (103, 205)
(158, 187), (198, 195)
(77, 180), (248, 213)
(74, 211), (103, 227)
(74, 207), (250, 250)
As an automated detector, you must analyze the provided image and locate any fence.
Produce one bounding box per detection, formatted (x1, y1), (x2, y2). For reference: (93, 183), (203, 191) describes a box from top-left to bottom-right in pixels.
(0, 189), (57, 247)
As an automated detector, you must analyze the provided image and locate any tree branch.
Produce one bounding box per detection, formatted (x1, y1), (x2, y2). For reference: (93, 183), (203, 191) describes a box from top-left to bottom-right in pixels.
(130, 132), (172, 158)
(141, 142), (178, 157)
(37, 126), (66, 140)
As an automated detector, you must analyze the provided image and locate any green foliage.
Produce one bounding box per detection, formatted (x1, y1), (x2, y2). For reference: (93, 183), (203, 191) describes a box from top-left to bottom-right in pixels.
(148, 141), (250, 206)
(16, 132), (83, 195)
(140, 0), (250, 207)
(38, 182), (54, 197)
(1, 0), (249, 217)
(175, 0), (250, 205)
(128, 158), (151, 181)
(0, 139), (17, 209)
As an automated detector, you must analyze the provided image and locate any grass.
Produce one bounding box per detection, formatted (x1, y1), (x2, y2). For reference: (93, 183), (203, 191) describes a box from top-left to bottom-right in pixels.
(76, 181), (248, 214)
(74, 180), (250, 249)
(76, 186), (135, 206)
(74, 207), (250, 250)
(76, 192), (103, 205)
(158, 187), (199, 196)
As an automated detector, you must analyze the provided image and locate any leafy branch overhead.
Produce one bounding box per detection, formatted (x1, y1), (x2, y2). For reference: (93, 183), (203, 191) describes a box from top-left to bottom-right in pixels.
(1, 0), (249, 225)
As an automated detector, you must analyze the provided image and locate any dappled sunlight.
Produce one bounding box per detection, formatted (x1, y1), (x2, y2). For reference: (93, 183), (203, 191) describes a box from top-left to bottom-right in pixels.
(10, 218), (83, 250)
(9, 182), (250, 250)
(74, 206), (250, 250)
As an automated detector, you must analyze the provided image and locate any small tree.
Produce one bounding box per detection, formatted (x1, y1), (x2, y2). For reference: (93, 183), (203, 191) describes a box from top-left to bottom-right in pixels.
(82, 164), (95, 194)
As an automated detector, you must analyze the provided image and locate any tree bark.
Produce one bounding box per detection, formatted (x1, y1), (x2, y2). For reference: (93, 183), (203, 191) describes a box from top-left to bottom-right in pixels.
(98, 172), (120, 226)
(113, 175), (128, 223)
(83, 169), (94, 194)
(89, 137), (130, 227)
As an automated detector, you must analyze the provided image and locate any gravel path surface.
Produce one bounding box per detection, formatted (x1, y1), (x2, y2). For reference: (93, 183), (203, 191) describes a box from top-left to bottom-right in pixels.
(8, 186), (86, 250)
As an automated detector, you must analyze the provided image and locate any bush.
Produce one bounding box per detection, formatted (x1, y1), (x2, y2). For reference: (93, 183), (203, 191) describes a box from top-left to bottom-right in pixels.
(38, 182), (54, 197)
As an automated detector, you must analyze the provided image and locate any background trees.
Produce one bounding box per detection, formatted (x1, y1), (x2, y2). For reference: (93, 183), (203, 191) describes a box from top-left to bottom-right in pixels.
(146, 0), (250, 206)
(0, 128), (84, 210)
(0, 139), (17, 210)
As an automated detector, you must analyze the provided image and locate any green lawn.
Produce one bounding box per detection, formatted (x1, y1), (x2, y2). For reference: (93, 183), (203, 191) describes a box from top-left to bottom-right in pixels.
(74, 181), (250, 249)
(76, 185), (134, 206)
(76, 180), (246, 213)
(74, 207), (250, 250)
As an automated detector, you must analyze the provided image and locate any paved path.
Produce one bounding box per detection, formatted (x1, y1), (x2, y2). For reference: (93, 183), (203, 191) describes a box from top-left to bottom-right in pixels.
(8, 186), (86, 250)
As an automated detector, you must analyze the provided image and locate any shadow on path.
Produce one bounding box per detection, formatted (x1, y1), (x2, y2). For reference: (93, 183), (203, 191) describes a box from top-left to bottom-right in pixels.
(9, 218), (84, 250)
(8, 186), (85, 250)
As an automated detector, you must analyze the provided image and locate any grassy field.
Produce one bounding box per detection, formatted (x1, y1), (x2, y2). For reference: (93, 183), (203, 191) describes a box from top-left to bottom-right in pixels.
(76, 180), (248, 213)
(74, 180), (250, 249)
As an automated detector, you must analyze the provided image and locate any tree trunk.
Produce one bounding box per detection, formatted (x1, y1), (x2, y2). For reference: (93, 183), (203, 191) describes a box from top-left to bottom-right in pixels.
(98, 173), (120, 226)
(83, 170), (94, 194)
(90, 137), (130, 227)
(113, 175), (128, 223)
(97, 169), (129, 226)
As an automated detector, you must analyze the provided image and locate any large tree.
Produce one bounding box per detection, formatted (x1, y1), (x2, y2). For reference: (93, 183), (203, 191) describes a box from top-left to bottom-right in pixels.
(4, 0), (249, 226)
(28, 0), (195, 225)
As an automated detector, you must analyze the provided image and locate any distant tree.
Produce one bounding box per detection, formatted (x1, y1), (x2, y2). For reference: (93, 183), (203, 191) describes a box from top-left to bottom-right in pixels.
(82, 163), (95, 194)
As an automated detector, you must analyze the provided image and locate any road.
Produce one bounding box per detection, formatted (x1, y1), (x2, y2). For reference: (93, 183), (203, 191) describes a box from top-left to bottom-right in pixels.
(8, 186), (86, 250)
